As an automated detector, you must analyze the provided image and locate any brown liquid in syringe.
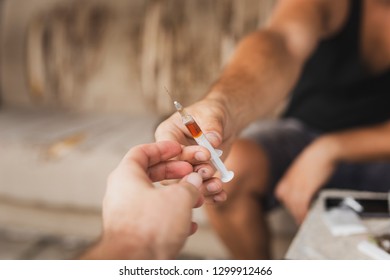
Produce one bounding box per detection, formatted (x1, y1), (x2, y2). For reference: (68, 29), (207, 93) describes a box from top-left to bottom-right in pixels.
(185, 121), (202, 138)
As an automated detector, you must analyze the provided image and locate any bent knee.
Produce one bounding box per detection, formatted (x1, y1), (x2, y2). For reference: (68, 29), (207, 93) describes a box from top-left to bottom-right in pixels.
(223, 139), (270, 198)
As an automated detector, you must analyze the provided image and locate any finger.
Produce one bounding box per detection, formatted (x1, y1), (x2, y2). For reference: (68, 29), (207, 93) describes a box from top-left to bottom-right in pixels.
(122, 141), (182, 171)
(194, 195), (205, 208)
(147, 160), (193, 182)
(198, 177), (223, 197)
(193, 163), (216, 180)
(161, 173), (204, 210)
(204, 132), (222, 148)
(174, 173), (204, 208)
(177, 145), (211, 165)
(187, 101), (224, 148)
(204, 191), (228, 204)
(155, 114), (193, 143)
(189, 222), (198, 236)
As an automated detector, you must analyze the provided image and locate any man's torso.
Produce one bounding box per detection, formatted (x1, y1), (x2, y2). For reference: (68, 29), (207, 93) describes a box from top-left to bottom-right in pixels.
(283, 0), (390, 132)
(361, 0), (390, 73)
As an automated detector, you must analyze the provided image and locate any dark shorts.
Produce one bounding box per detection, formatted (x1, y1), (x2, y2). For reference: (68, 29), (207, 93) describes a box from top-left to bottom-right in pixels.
(241, 119), (390, 210)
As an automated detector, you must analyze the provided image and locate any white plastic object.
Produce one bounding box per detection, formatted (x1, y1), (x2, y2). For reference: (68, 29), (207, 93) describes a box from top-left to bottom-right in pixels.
(194, 134), (234, 183)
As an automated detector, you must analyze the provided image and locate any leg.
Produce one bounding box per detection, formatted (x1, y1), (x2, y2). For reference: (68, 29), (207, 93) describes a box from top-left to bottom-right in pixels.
(206, 119), (315, 259)
(206, 138), (272, 259)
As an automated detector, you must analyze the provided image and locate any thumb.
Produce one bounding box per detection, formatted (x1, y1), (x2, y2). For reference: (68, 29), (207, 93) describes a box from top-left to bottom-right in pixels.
(176, 173), (204, 208)
(204, 131), (223, 148)
(183, 172), (203, 188)
(196, 116), (223, 148)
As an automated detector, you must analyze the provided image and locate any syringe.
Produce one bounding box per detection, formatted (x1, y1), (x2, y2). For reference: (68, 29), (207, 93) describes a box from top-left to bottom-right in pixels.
(173, 101), (234, 183)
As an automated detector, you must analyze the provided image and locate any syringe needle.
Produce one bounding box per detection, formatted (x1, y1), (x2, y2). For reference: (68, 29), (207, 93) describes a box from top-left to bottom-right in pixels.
(164, 86), (175, 103)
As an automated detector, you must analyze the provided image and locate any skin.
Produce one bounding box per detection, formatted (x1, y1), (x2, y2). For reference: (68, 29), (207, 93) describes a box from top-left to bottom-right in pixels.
(80, 141), (208, 259)
(156, 0), (390, 259)
(276, 122), (390, 224)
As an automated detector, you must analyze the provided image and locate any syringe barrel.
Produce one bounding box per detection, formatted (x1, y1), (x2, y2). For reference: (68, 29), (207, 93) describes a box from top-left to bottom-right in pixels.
(176, 103), (234, 182)
(194, 134), (234, 183)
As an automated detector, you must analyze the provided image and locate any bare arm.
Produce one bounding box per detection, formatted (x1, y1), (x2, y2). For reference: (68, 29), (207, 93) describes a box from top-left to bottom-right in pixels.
(318, 121), (390, 162)
(276, 120), (390, 224)
(155, 0), (349, 193)
(207, 0), (349, 132)
(79, 141), (204, 259)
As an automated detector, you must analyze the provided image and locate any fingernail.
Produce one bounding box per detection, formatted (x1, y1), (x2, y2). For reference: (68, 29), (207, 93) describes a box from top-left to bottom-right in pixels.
(195, 151), (208, 161)
(213, 194), (226, 202)
(197, 168), (209, 179)
(206, 132), (220, 146)
(186, 172), (202, 188)
(207, 183), (219, 193)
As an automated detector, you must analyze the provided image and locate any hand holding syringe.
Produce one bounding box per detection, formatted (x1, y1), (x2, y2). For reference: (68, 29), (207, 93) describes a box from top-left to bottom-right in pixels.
(173, 100), (234, 183)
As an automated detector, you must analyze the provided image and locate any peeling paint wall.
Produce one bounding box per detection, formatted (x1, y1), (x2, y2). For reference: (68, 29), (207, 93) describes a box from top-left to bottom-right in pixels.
(1, 0), (276, 115)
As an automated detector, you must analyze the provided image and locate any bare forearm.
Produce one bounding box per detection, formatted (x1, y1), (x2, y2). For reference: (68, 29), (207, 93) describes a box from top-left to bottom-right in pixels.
(204, 0), (348, 134)
(318, 121), (390, 163)
(207, 30), (304, 132)
(79, 235), (155, 260)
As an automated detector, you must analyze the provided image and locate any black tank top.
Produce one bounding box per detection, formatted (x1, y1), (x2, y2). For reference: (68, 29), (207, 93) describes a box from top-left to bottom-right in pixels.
(283, 0), (390, 132)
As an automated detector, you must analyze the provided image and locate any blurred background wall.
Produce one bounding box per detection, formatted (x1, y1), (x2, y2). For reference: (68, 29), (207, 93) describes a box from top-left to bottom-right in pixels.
(1, 0), (275, 115)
